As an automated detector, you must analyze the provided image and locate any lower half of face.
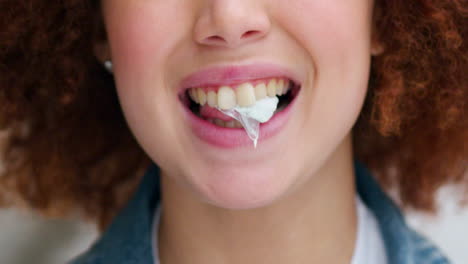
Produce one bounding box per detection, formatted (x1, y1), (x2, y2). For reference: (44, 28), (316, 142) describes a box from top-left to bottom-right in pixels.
(103, 0), (374, 209)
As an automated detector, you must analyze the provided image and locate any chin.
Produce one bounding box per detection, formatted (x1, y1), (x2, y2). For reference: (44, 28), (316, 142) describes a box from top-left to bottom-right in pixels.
(191, 163), (292, 210)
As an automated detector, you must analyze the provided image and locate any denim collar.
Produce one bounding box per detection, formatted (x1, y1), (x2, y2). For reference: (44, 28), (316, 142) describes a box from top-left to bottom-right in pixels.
(71, 160), (450, 264)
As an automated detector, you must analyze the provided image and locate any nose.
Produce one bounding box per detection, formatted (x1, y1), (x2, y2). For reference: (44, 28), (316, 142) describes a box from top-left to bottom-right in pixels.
(194, 0), (271, 48)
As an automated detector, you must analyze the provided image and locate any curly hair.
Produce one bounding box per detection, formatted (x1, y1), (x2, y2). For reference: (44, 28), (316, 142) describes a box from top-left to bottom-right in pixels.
(0, 0), (467, 229)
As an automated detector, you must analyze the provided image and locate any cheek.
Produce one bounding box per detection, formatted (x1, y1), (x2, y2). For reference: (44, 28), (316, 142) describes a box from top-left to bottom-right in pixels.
(102, 1), (192, 122)
(279, 0), (373, 76)
(278, 1), (373, 151)
(287, 1), (372, 98)
(100, 1), (194, 168)
(104, 2), (180, 81)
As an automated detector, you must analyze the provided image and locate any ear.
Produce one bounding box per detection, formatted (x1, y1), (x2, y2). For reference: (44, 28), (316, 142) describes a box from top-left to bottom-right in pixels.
(93, 39), (111, 64)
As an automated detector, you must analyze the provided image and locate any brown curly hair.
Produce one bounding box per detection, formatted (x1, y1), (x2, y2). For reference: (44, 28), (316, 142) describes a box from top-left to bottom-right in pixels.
(0, 0), (467, 229)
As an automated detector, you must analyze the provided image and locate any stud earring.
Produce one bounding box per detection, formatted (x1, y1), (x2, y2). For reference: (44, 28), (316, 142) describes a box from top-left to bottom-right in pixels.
(104, 60), (113, 74)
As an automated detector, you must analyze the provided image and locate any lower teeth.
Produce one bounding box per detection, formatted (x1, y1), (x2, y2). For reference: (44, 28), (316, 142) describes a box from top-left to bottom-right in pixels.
(208, 119), (243, 128)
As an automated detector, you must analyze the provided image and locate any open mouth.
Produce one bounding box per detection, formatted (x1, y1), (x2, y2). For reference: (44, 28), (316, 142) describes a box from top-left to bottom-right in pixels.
(181, 78), (301, 128)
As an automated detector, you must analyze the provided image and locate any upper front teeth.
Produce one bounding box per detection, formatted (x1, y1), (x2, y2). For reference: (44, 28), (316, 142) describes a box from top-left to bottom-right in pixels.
(188, 78), (289, 110)
(218, 86), (237, 109)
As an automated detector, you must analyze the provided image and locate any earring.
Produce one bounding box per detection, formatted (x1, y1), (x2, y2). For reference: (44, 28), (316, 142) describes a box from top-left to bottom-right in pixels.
(104, 60), (113, 74)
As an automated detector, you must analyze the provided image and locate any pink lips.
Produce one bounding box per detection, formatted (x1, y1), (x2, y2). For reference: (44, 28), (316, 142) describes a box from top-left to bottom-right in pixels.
(179, 63), (301, 148)
(178, 63), (300, 94)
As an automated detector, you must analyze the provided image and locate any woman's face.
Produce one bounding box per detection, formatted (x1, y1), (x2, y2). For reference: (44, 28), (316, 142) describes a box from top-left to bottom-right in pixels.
(100, 0), (375, 209)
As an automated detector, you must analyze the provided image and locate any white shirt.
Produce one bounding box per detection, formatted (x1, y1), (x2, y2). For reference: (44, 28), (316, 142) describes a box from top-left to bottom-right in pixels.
(351, 196), (388, 264)
(151, 196), (387, 264)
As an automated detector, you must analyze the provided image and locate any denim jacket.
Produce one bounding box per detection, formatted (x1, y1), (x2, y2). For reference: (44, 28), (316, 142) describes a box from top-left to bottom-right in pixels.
(70, 161), (451, 264)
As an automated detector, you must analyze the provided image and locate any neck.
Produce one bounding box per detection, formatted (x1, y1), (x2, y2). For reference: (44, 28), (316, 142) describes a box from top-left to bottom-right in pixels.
(158, 135), (357, 264)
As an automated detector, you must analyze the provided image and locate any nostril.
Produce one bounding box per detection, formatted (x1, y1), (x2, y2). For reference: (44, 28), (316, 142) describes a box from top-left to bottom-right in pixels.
(241, 30), (260, 39)
(207, 35), (225, 42)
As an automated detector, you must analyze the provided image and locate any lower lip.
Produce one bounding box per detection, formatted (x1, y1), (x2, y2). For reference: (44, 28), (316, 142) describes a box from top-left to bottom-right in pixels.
(182, 94), (299, 148)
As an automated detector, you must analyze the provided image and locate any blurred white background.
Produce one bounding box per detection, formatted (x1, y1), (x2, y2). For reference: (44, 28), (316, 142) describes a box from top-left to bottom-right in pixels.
(0, 186), (467, 264)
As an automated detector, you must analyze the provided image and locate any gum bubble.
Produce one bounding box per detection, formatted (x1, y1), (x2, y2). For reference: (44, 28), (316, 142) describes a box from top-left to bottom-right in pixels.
(217, 97), (279, 148)
(217, 108), (261, 147)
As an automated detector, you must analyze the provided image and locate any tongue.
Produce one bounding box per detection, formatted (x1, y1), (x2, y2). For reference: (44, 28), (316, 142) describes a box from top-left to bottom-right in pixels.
(200, 105), (234, 121)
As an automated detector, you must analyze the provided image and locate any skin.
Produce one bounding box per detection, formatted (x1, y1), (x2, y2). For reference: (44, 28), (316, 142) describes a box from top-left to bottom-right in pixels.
(96, 0), (383, 263)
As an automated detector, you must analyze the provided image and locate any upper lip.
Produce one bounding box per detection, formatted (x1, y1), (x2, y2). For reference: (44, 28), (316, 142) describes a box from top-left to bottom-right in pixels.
(178, 63), (301, 93)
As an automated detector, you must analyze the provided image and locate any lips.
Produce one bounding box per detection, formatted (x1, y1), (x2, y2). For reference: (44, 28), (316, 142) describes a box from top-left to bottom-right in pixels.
(178, 63), (302, 91)
(178, 64), (302, 148)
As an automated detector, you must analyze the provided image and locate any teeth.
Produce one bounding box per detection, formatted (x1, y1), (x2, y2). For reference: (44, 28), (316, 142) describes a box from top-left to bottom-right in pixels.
(225, 120), (235, 128)
(276, 79), (285, 96)
(208, 118), (243, 128)
(197, 88), (207, 105)
(207, 91), (217, 107)
(254, 83), (267, 100)
(218, 86), (237, 110)
(236, 83), (256, 107)
(267, 79), (277, 97)
(189, 78), (291, 110)
(214, 119), (224, 127)
(189, 89), (199, 103)
(234, 121), (243, 128)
